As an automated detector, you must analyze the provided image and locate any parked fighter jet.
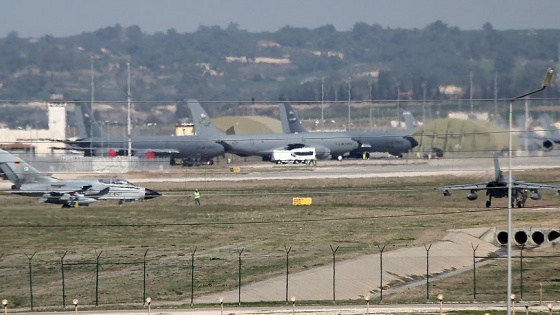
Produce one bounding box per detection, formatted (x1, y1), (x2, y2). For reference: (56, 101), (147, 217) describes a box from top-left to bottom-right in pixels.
(187, 100), (359, 161)
(58, 103), (225, 166)
(0, 149), (160, 207)
(437, 152), (560, 208)
(279, 102), (418, 158)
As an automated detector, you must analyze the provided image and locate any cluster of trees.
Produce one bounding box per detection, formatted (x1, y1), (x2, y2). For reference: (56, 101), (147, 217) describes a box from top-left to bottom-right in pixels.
(0, 21), (559, 117)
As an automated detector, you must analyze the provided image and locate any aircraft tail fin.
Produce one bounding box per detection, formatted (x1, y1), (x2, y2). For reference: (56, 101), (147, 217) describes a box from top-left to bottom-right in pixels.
(402, 111), (417, 133)
(493, 152), (503, 181)
(75, 102), (104, 139)
(187, 99), (224, 138)
(279, 102), (308, 133)
(0, 150), (55, 187)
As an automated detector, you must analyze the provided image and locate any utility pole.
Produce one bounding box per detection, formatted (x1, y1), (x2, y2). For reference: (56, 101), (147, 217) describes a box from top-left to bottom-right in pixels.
(127, 56), (132, 157)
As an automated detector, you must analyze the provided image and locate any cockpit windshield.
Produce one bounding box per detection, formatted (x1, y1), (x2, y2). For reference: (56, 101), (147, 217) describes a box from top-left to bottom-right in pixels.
(98, 178), (135, 186)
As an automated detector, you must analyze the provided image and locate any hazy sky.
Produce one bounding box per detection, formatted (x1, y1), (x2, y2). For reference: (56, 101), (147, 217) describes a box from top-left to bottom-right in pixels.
(2, 0), (560, 38)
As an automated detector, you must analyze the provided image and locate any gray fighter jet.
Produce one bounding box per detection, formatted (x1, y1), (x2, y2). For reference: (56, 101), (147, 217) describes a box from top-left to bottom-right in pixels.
(0, 149), (160, 207)
(279, 102), (418, 158)
(187, 100), (359, 161)
(437, 152), (560, 208)
(59, 103), (226, 166)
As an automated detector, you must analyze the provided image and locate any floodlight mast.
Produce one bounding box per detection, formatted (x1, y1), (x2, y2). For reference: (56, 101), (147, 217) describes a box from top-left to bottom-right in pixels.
(507, 67), (553, 315)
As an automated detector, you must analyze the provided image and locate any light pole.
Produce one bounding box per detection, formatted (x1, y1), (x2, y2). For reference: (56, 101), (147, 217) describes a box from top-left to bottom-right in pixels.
(507, 68), (554, 315)
(2, 299), (7, 315)
(145, 297), (152, 315)
(72, 299), (78, 315)
(291, 296), (296, 315)
(437, 294), (444, 315)
(365, 295), (370, 314)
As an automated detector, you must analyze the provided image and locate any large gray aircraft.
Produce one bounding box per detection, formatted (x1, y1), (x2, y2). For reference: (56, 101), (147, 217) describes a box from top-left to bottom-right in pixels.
(437, 152), (560, 208)
(60, 103), (226, 166)
(279, 102), (418, 158)
(187, 100), (359, 160)
(0, 149), (160, 207)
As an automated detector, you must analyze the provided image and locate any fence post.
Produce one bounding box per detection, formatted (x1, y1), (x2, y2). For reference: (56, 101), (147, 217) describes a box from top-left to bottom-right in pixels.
(60, 251), (68, 308)
(95, 250), (103, 307)
(190, 247), (196, 306)
(237, 248), (244, 306)
(377, 244), (386, 304)
(472, 244), (479, 302)
(424, 244), (432, 303)
(142, 249), (148, 306)
(25, 252), (36, 311)
(330, 245), (339, 303)
(285, 245), (292, 304)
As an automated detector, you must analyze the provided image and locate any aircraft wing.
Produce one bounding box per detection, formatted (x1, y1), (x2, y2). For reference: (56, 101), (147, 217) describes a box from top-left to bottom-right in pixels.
(436, 182), (490, 191)
(512, 181), (560, 190)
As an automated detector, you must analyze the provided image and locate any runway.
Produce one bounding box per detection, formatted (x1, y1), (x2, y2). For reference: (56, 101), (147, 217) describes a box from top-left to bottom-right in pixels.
(128, 155), (560, 183)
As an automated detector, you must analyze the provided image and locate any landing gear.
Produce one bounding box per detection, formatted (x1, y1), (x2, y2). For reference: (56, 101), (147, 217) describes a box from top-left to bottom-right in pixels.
(486, 196), (492, 208)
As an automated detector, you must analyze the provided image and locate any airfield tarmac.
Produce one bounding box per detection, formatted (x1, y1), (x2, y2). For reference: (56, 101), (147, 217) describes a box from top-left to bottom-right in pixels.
(5, 154), (560, 314)
(124, 154), (560, 183)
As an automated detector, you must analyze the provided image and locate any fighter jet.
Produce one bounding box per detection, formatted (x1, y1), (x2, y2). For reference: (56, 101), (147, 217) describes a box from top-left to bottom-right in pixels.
(279, 102), (418, 158)
(58, 103), (226, 166)
(0, 149), (160, 207)
(187, 100), (359, 161)
(437, 152), (560, 208)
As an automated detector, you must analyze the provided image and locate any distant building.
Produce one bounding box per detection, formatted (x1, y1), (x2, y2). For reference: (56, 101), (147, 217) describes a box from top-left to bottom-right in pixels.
(0, 99), (67, 155)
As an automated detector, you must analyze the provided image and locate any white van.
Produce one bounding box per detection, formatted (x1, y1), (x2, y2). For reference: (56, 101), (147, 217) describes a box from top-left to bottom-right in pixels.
(271, 147), (316, 164)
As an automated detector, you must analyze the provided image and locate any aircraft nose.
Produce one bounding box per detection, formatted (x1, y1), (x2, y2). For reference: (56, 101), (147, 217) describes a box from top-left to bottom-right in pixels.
(144, 189), (161, 199)
(404, 136), (419, 149)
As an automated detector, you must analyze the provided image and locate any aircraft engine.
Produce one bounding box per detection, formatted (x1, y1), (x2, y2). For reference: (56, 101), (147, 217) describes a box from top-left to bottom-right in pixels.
(530, 191), (542, 200)
(539, 139), (554, 151)
(313, 145), (331, 160)
(467, 192), (478, 201)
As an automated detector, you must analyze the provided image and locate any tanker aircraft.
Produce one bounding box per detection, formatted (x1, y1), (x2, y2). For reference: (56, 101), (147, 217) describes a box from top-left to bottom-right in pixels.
(0, 149), (160, 207)
(58, 103), (225, 166)
(187, 100), (359, 161)
(437, 152), (560, 208)
(278, 102), (418, 158)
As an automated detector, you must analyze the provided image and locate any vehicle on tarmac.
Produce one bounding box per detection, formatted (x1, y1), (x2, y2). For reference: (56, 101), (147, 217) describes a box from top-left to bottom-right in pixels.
(271, 147), (316, 164)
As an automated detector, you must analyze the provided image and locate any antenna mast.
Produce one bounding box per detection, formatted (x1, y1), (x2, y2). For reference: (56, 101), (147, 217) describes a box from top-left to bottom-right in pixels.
(90, 56), (94, 155)
(127, 56), (132, 157)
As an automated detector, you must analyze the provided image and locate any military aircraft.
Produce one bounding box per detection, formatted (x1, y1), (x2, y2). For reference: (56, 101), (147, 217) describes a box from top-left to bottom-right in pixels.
(437, 152), (560, 208)
(0, 149), (160, 207)
(58, 103), (226, 166)
(187, 100), (359, 161)
(278, 102), (419, 158)
(515, 115), (555, 152)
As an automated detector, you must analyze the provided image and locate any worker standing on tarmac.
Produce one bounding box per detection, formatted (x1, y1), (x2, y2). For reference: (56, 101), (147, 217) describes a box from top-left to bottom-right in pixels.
(194, 189), (201, 206)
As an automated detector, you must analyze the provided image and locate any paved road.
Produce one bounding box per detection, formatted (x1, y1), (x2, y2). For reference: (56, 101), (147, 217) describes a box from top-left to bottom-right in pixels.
(20, 302), (548, 314)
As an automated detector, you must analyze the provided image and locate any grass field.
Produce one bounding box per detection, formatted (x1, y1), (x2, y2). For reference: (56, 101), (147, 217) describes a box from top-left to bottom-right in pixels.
(2, 162), (560, 309)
